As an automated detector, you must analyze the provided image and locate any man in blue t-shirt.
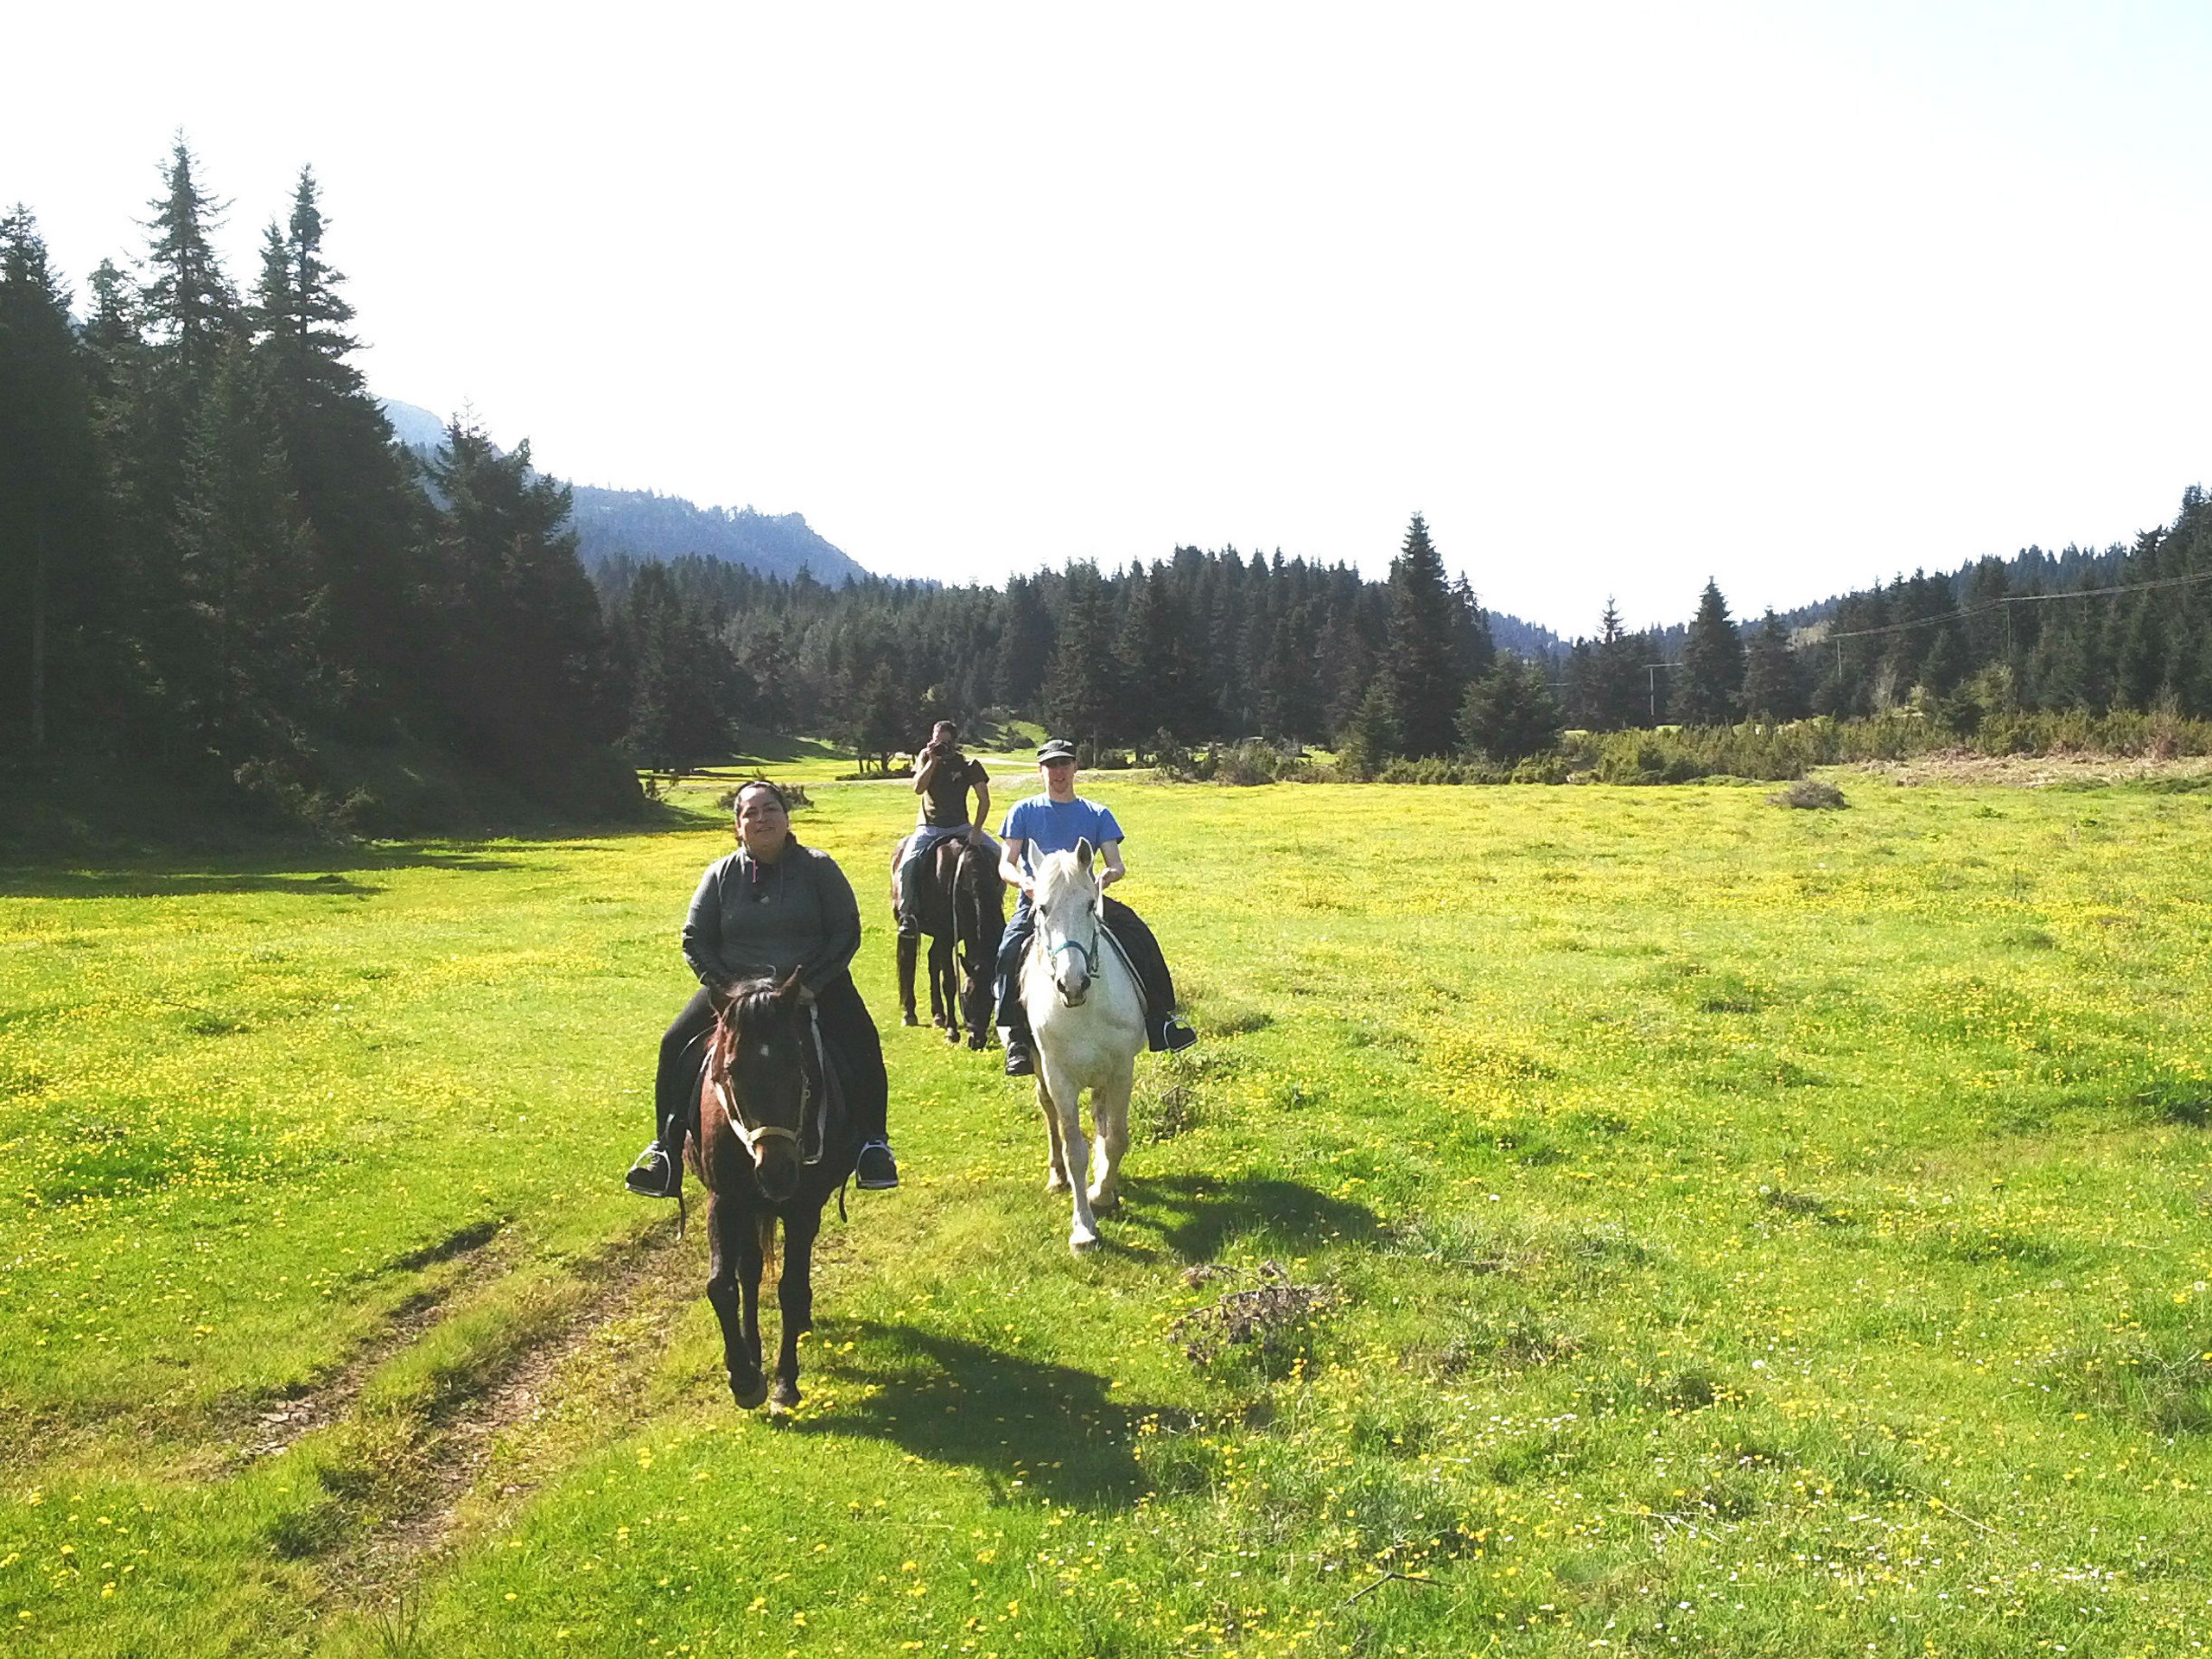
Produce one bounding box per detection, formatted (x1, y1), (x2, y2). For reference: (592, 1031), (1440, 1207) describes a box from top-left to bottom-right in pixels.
(994, 738), (1197, 1076)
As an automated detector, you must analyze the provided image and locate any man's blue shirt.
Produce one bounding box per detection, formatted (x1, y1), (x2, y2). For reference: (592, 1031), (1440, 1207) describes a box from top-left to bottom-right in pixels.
(1001, 794), (1123, 877)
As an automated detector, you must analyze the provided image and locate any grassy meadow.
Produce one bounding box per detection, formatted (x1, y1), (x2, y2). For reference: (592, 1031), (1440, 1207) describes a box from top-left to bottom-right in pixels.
(3, 769), (2211, 1656)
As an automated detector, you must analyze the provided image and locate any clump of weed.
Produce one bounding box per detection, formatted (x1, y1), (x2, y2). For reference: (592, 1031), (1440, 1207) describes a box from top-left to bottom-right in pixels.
(1140, 1072), (1202, 1141)
(1169, 1262), (1339, 1370)
(1769, 779), (1847, 809)
(1437, 1305), (1580, 1376)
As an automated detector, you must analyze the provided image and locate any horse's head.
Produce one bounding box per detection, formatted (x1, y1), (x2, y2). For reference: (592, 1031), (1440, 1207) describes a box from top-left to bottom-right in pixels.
(711, 970), (817, 1202)
(1030, 837), (1103, 1007)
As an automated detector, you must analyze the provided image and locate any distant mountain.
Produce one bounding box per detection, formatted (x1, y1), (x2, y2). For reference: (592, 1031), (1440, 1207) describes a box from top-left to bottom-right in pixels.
(378, 400), (868, 585)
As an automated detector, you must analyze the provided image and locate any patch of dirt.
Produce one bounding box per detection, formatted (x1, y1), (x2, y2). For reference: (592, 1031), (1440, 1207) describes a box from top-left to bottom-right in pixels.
(335, 1223), (695, 1603)
(238, 1290), (455, 1463)
(1840, 751), (2212, 789)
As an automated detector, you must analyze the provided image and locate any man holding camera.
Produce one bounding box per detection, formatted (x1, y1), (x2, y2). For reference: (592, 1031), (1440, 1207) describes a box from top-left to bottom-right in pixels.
(896, 721), (992, 941)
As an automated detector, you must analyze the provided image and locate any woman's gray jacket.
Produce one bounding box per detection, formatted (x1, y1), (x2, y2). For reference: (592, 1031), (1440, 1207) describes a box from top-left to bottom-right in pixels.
(680, 842), (861, 994)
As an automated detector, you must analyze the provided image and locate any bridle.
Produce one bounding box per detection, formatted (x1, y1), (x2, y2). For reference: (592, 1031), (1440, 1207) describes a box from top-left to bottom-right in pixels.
(1035, 895), (1103, 1006)
(708, 1005), (830, 1169)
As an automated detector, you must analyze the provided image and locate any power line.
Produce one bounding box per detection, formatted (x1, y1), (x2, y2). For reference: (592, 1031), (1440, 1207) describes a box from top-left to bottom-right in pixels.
(1814, 567), (2212, 646)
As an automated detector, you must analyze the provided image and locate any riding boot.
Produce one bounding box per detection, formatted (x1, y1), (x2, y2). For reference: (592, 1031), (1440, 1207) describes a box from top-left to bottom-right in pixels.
(1001, 1012), (1036, 1077)
(626, 1115), (684, 1198)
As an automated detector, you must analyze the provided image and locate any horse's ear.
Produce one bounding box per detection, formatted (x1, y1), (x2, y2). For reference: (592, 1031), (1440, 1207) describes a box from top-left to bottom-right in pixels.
(1074, 836), (1093, 875)
(774, 968), (807, 1007)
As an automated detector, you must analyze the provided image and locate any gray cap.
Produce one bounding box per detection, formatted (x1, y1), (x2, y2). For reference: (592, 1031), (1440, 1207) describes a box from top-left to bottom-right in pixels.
(1037, 738), (1077, 763)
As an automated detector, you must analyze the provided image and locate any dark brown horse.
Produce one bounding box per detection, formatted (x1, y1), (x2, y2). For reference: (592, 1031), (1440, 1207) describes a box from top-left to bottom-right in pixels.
(893, 833), (1007, 1050)
(689, 971), (855, 1410)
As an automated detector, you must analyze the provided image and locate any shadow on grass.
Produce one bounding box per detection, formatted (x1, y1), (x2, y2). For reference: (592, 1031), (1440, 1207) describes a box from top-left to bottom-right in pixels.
(791, 1321), (1160, 1510)
(0, 848), (523, 900)
(1122, 1173), (1382, 1262)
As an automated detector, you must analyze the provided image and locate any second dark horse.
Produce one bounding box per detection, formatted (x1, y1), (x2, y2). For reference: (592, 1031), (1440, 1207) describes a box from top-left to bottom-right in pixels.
(892, 834), (1006, 1050)
(690, 971), (855, 1411)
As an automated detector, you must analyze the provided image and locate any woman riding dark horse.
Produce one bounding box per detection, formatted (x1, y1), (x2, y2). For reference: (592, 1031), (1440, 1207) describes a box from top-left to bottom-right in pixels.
(693, 968), (854, 1409)
(626, 779), (898, 1198)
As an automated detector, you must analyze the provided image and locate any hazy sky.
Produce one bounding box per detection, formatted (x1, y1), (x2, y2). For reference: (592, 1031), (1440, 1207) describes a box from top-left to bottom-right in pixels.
(10, 3), (2212, 631)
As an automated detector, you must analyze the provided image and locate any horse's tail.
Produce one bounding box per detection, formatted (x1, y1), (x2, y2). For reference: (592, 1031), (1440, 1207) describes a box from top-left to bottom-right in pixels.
(757, 1211), (780, 1287)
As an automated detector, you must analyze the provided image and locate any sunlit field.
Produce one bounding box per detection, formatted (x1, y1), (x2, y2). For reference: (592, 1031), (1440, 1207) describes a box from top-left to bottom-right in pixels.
(4, 772), (2211, 1657)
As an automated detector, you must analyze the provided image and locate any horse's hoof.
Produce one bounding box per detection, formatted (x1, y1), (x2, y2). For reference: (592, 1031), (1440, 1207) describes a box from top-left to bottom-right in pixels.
(1045, 1172), (1070, 1194)
(944, 1027), (960, 1046)
(769, 1378), (801, 1412)
(1070, 1230), (1100, 1255)
(730, 1370), (769, 1410)
(1088, 1188), (1119, 1212)
(900, 1012), (918, 1027)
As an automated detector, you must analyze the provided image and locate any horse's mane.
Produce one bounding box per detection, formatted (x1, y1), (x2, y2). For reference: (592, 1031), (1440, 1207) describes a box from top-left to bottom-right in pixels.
(1028, 847), (1094, 907)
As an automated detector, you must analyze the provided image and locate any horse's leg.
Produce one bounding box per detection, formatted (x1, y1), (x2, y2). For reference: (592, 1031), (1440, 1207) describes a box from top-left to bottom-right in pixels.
(1040, 1060), (1099, 1253)
(896, 934), (920, 1027)
(932, 936), (960, 1042)
(770, 1205), (821, 1411)
(1035, 1076), (1071, 1194)
(1087, 1055), (1136, 1212)
(709, 1194), (769, 1409)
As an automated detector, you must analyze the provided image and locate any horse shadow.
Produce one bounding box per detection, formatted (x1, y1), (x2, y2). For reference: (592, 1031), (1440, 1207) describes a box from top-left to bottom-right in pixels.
(785, 1321), (1162, 1510)
(1118, 1172), (1382, 1263)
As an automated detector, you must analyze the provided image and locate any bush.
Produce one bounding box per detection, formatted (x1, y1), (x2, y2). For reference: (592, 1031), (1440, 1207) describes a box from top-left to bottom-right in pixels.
(1770, 779), (1847, 809)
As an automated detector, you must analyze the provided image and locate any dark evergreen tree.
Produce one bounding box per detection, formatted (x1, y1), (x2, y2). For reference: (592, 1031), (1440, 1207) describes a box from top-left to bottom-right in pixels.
(1578, 600), (1649, 731)
(0, 209), (103, 753)
(251, 167), (423, 722)
(1041, 566), (1124, 747)
(1382, 513), (1463, 756)
(1116, 560), (1205, 750)
(1458, 656), (1563, 761)
(168, 336), (327, 766)
(424, 418), (618, 771)
(1451, 574), (1497, 684)
(1675, 579), (1745, 725)
(1738, 610), (1808, 722)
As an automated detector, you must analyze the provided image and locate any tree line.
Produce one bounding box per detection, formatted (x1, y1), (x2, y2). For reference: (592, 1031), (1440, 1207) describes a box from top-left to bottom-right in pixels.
(14, 143), (2212, 820)
(0, 141), (633, 823)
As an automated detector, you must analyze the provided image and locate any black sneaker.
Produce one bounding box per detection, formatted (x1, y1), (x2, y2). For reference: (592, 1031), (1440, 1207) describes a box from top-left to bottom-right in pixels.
(855, 1140), (899, 1190)
(1161, 1016), (1198, 1054)
(624, 1142), (677, 1198)
(1003, 1039), (1034, 1077)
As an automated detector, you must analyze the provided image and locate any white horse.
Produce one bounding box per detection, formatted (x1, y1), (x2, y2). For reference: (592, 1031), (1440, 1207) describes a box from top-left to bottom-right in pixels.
(1021, 838), (1146, 1253)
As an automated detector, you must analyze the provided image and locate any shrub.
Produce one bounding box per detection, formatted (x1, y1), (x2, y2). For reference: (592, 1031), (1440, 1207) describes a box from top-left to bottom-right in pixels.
(1770, 779), (1847, 809)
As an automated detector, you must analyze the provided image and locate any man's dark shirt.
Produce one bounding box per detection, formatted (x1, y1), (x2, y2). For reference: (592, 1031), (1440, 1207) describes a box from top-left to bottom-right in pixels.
(920, 752), (988, 828)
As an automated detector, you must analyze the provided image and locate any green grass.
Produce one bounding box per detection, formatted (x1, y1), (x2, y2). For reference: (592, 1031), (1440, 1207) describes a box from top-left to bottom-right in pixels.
(5, 776), (2212, 1655)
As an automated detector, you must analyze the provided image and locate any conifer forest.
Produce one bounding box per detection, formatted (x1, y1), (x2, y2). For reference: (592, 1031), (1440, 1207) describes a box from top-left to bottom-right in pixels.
(10, 144), (2212, 831)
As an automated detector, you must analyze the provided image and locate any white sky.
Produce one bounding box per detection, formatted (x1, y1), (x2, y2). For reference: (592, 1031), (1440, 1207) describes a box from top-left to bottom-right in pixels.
(10, 2), (2212, 632)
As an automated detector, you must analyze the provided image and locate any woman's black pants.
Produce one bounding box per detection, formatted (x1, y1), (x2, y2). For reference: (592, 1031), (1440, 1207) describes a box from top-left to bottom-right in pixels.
(653, 973), (889, 1147)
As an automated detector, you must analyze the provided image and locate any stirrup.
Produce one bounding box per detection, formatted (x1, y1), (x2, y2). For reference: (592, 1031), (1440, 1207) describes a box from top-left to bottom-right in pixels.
(855, 1139), (899, 1190)
(1160, 1016), (1198, 1053)
(624, 1143), (678, 1198)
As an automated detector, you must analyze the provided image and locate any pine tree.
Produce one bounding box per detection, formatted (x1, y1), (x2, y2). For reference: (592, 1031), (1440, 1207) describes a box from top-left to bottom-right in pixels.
(1584, 600), (1648, 731)
(1458, 656), (1563, 761)
(0, 209), (106, 753)
(1116, 561), (1205, 750)
(1675, 579), (1745, 725)
(1382, 513), (1463, 756)
(1452, 574), (1497, 683)
(1335, 680), (1401, 779)
(251, 167), (423, 719)
(1041, 567), (1123, 748)
(425, 418), (617, 771)
(168, 336), (326, 763)
(1738, 611), (1807, 722)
